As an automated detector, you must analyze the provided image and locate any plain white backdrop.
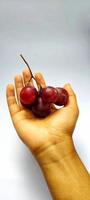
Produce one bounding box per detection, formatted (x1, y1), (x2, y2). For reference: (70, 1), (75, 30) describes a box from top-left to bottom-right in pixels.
(0, 0), (90, 199)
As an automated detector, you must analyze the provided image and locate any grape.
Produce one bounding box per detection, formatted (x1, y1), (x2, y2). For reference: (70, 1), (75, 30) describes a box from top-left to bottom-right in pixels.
(32, 97), (51, 118)
(20, 54), (69, 117)
(20, 86), (38, 107)
(55, 87), (69, 106)
(40, 86), (58, 104)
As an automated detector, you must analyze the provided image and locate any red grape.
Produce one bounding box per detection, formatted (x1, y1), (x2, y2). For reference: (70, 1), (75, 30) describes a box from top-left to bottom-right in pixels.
(40, 86), (58, 104)
(32, 97), (51, 118)
(55, 87), (69, 106)
(20, 86), (38, 107)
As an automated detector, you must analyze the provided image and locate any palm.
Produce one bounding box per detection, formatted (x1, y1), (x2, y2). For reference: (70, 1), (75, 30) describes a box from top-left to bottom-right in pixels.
(11, 102), (77, 153)
(13, 107), (49, 151)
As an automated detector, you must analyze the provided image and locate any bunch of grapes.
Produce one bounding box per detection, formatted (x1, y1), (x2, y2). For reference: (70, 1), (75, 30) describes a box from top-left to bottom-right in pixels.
(20, 55), (69, 118)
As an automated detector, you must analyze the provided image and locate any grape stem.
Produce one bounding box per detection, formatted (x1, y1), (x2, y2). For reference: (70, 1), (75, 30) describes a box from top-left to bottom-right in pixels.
(20, 54), (41, 90)
(20, 54), (34, 79)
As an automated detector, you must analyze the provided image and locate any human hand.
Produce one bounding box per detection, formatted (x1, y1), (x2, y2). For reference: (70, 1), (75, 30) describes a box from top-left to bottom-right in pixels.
(7, 68), (90, 200)
(6, 67), (79, 162)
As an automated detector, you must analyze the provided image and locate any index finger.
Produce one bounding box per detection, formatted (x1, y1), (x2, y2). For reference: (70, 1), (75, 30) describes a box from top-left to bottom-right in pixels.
(34, 73), (46, 88)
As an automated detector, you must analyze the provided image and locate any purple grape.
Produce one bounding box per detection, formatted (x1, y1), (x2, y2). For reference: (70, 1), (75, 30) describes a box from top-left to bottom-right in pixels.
(55, 87), (69, 106)
(40, 86), (58, 104)
(20, 86), (38, 107)
(32, 97), (51, 118)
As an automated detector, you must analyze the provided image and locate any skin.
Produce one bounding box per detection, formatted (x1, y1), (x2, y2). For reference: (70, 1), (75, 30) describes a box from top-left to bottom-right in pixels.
(6, 67), (90, 200)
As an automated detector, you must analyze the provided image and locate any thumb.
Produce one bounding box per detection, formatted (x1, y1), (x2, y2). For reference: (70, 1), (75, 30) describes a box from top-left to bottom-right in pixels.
(64, 83), (79, 114)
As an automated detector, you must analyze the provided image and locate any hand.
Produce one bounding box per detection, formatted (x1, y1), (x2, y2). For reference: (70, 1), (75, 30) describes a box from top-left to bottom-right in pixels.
(6, 68), (90, 200)
(6, 67), (79, 160)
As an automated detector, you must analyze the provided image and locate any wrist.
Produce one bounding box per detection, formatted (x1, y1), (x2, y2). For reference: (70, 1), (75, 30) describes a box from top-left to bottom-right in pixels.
(35, 134), (76, 168)
(35, 135), (90, 200)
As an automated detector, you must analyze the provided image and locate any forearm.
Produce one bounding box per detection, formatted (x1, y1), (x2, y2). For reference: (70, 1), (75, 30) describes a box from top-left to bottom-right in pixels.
(36, 136), (90, 200)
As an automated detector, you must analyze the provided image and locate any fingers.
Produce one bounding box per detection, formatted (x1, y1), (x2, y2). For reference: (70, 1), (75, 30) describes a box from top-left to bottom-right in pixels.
(15, 75), (23, 102)
(34, 73), (46, 88)
(23, 70), (46, 89)
(15, 67), (33, 104)
(64, 83), (79, 115)
(6, 84), (21, 117)
(23, 67), (33, 86)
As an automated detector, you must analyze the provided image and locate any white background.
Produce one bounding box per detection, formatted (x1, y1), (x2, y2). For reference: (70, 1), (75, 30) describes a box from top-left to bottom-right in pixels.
(0, 0), (90, 199)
